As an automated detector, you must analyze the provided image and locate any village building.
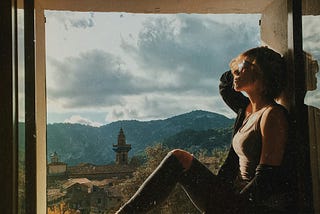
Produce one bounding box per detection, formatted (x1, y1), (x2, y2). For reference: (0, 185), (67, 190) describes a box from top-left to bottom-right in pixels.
(47, 178), (122, 213)
(67, 163), (135, 180)
(47, 128), (135, 180)
(113, 127), (132, 165)
(47, 151), (68, 184)
(47, 128), (135, 213)
(67, 128), (135, 179)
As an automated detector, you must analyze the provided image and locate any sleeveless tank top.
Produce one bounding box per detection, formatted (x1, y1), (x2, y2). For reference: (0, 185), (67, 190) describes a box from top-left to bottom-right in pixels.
(232, 106), (270, 181)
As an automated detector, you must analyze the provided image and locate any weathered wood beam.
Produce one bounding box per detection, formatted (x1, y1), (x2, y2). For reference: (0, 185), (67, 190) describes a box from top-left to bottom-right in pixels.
(39, 0), (273, 13)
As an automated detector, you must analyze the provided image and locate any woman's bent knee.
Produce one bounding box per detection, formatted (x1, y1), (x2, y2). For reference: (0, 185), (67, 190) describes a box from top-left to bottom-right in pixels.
(170, 149), (193, 170)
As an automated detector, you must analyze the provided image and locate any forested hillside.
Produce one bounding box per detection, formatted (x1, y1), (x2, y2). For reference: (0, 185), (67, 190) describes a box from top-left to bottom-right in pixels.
(19, 110), (234, 165)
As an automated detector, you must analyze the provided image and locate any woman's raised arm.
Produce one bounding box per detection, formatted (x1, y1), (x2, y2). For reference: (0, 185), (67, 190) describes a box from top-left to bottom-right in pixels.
(219, 70), (249, 114)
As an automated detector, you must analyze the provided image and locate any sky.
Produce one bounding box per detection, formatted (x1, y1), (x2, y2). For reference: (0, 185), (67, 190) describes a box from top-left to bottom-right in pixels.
(43, 12), (320, 127)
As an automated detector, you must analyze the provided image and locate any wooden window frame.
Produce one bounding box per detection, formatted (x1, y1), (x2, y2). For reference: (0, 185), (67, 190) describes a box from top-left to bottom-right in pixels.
(2, 0), (315, 213)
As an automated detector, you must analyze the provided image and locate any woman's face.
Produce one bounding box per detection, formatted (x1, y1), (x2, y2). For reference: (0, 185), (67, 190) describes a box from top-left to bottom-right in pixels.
(230, 55), (262, 93)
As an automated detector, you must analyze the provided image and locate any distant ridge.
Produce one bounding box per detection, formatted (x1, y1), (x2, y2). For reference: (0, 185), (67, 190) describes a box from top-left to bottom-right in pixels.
(20, 110), (234, 165)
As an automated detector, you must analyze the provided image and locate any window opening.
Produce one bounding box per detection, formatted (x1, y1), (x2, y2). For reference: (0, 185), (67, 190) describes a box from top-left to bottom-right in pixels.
(45, 12), (262, 213)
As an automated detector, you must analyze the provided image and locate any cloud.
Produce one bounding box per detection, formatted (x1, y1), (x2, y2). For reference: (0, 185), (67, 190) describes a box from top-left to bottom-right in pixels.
(121, 14), (260, 95)
(303, 16), (320, 61)
(305, 89), (320, 109)
(70, 14), (94, 29)
(47, 49), (136, 108)
(64, 115), (102, 127)
(47, 11), (95, 30)
(47, 13), (261, 123)
(104, 92), (232, 123)
(107, 108), (139, 122)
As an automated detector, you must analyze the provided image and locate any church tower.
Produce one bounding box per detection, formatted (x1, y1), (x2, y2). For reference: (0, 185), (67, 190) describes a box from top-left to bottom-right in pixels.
(50, 151), (59, 163)
(112, 128), (131, 165)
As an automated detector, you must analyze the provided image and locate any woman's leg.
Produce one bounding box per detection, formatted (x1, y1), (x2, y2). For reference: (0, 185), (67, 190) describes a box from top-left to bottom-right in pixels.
(179, 157), (219, 212)
(116, 150), (190, 214)
(179, 158), (246, 214)
(116, 149), (243, 214)
(179, 158), (244, 213)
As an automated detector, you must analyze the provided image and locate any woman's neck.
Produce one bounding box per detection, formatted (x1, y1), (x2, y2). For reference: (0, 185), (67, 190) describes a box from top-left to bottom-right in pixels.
(247, 93), (274, 113)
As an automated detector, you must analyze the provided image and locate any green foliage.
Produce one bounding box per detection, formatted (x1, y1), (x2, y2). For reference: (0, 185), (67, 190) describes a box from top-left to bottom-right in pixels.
(162, 127), (233, 154)
(129, 155), (144, 167)
(42, 110), (234, 165)
(197, 148), (229, 174)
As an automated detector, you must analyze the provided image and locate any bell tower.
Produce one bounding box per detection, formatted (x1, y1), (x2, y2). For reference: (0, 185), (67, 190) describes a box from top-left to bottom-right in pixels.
(112, 128), (131, 165)
(50, 151), (59, 163)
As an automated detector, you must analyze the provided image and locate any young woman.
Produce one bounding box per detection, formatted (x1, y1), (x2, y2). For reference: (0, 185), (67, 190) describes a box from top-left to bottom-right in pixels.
(116, 47), (294, 213)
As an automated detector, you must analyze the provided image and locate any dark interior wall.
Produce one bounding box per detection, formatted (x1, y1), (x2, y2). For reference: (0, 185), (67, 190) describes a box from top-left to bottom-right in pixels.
(0, 0), (18, 213)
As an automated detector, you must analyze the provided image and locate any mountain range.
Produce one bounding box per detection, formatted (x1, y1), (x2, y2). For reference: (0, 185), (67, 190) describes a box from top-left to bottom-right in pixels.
(20, 110), (234, 165)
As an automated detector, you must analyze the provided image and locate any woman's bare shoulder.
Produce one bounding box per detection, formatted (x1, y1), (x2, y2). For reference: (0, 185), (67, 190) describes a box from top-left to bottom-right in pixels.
(263, 103), (287, 118)
(260, 104), (288, 136)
